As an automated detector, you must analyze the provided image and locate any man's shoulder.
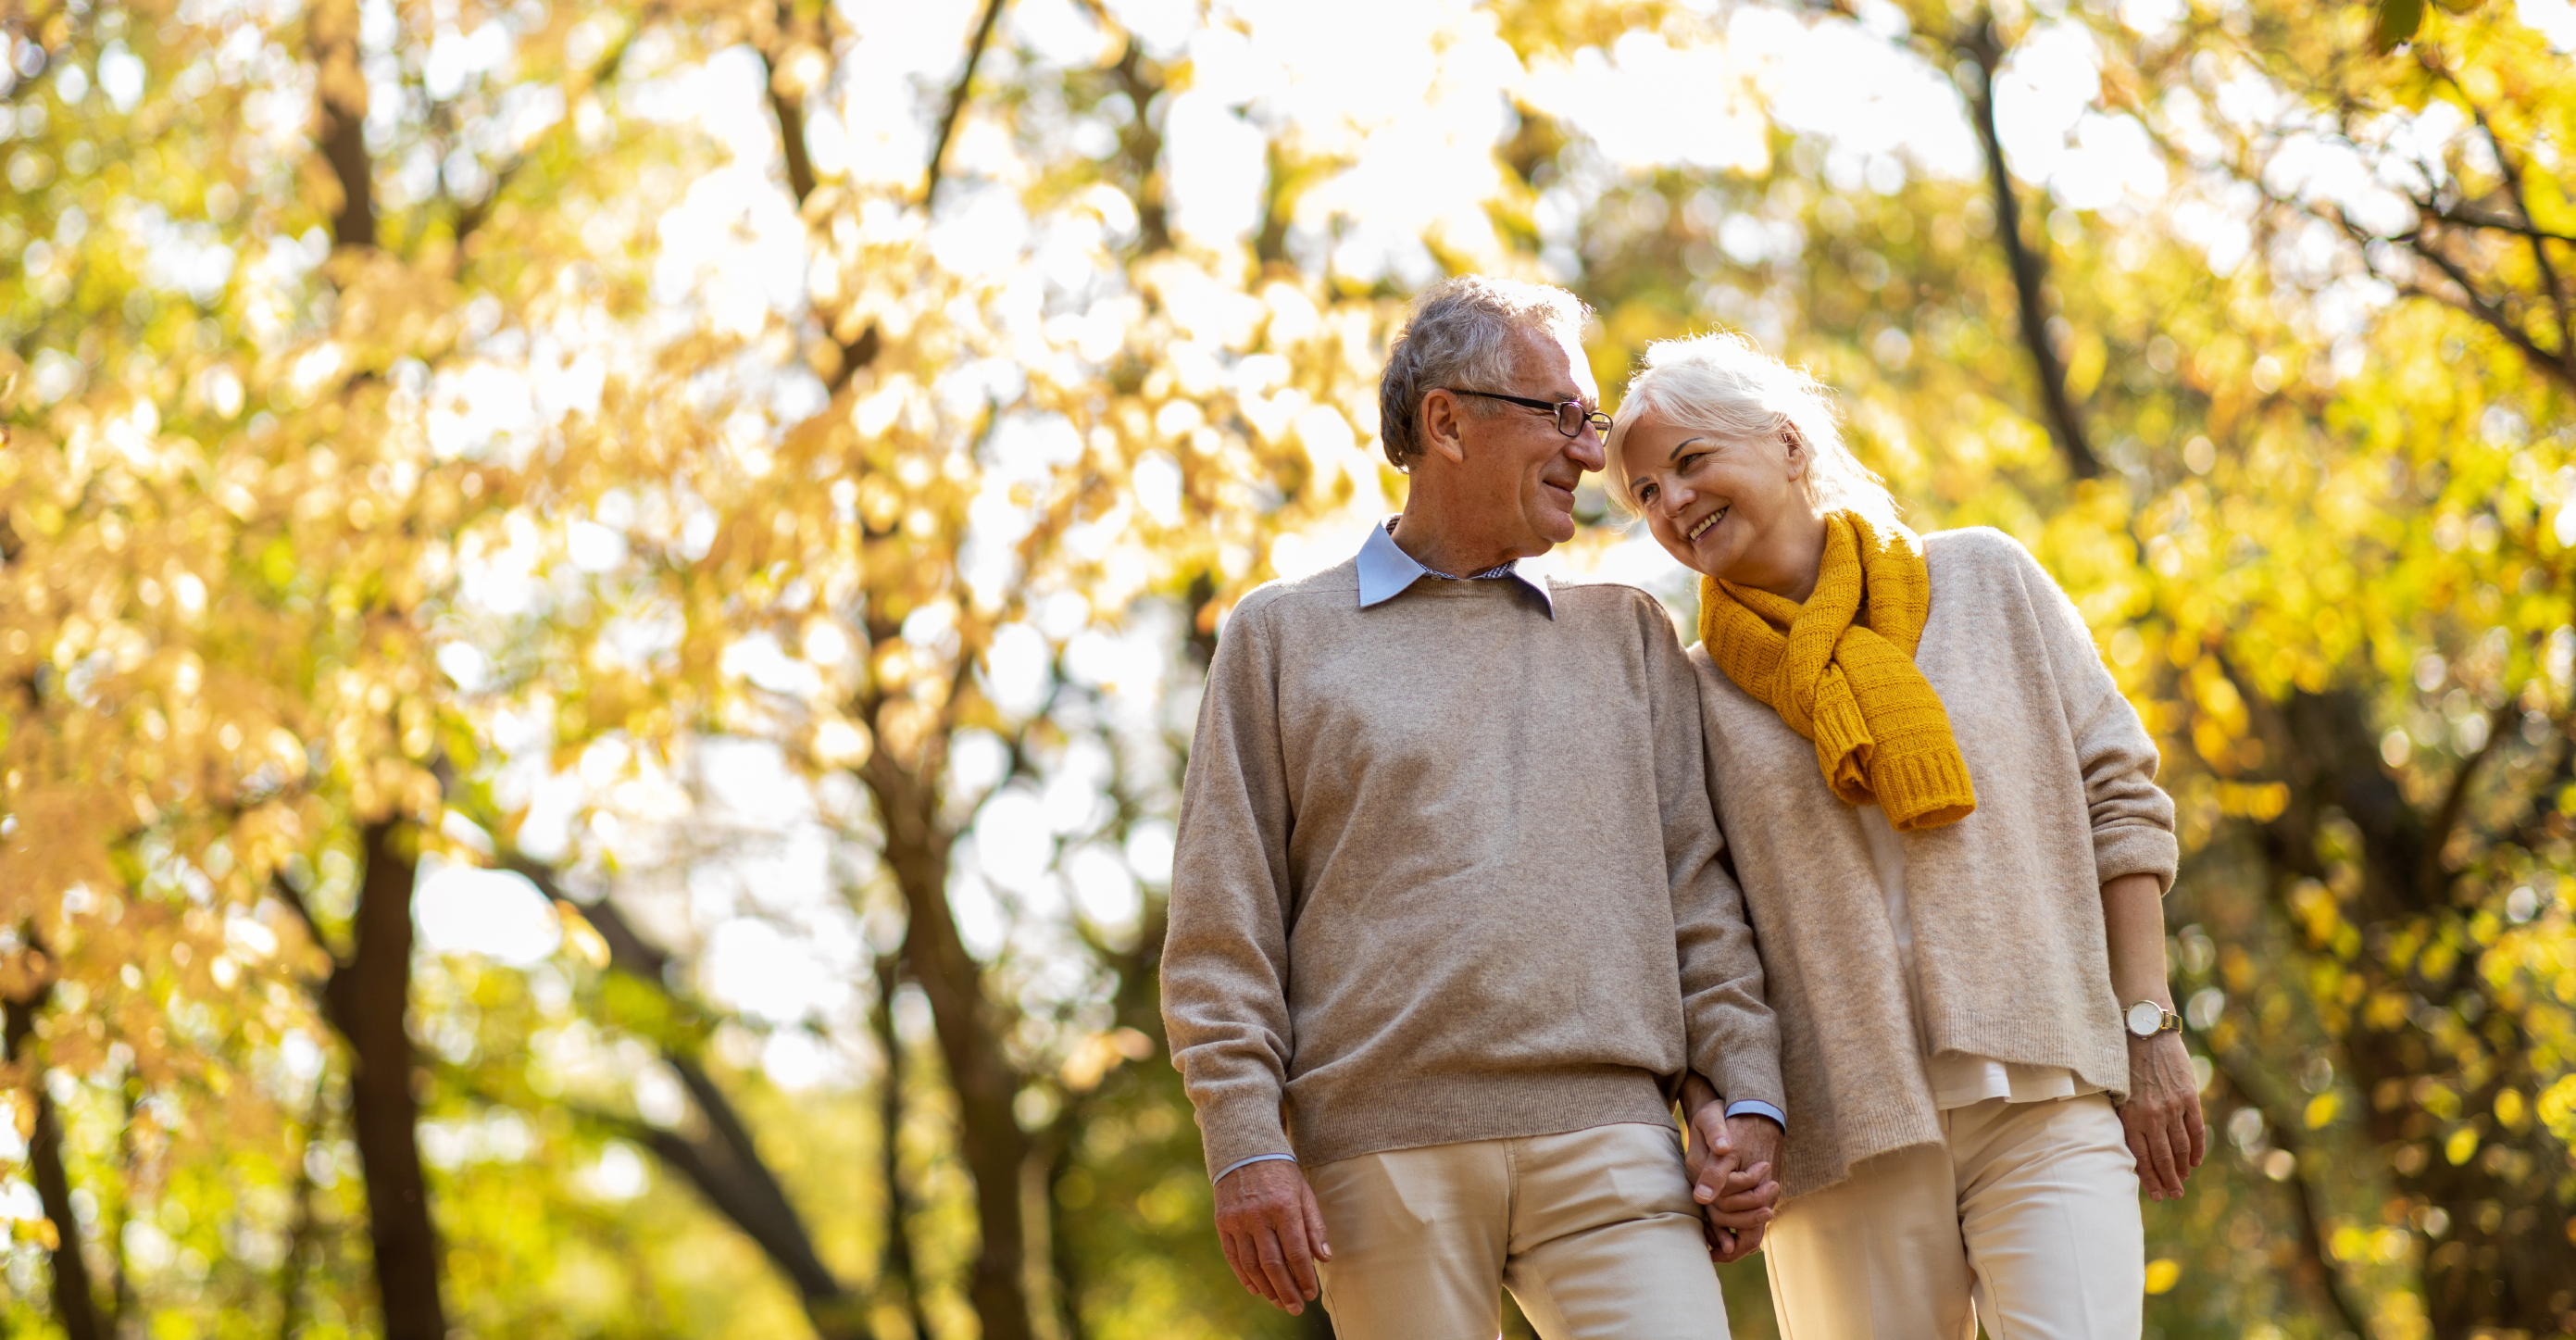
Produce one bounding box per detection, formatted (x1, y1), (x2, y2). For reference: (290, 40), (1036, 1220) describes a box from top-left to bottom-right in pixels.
(1225, 557), (1362, 628)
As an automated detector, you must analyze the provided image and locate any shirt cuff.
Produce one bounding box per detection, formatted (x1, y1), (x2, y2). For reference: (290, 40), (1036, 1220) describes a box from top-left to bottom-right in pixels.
(1213, 1152), (1297, 1183)
(1723, 1099), (1786, 1129)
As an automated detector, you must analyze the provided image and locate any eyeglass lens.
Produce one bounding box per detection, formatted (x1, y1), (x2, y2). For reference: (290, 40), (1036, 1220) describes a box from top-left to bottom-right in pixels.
(1553, 402), (1607, 437)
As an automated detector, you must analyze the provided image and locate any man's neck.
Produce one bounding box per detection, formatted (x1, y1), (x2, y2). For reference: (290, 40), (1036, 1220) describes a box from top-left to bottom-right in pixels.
(1389, 507), (1535, 578)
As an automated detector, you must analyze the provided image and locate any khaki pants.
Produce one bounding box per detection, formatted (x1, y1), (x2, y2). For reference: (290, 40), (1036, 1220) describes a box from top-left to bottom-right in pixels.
(1765, 1095), (2143, 1340)
(1310, 1122), (1732, 1340)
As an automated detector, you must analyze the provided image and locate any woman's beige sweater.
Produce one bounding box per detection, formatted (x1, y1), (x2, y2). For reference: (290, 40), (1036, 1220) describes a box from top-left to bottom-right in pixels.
(1690, 527), (2179, 1200)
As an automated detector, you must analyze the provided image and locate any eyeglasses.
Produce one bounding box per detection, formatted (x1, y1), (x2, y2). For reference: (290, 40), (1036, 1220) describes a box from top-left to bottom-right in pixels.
(1442, 389), (1613, 439)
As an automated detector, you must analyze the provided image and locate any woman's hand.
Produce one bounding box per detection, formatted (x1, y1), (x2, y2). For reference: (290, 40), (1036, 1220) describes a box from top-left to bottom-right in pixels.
(1681, 1075), (1782, 1262)
(2101, 870), (2206, 1201)
(2119, 1031), (2207, 1200)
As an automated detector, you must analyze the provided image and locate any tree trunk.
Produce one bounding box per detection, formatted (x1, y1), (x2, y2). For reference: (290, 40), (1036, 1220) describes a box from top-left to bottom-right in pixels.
(275, 1094), (327, 1340)
(319, 820), (445, 1339)
(877, 955), (934, 1340)
(866, 745), (1036, 1340)
(307, 0), (375, 252)
(3, 980), (103, 1340)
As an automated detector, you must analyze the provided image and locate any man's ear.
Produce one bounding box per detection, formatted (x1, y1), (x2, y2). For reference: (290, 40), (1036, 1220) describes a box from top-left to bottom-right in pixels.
(1421, 390), (1471, 467)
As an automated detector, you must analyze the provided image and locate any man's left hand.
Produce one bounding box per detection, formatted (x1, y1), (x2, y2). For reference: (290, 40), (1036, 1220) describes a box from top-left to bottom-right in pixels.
(1684, 1105), (1782, 1263)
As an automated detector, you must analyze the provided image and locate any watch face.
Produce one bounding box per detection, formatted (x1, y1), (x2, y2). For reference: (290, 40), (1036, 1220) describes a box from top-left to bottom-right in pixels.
(2126, 1000), (2165, 1037)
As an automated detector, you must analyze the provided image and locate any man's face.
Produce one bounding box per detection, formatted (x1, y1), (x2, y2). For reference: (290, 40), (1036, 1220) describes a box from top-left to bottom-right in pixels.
(1451, 325), (1606, 552)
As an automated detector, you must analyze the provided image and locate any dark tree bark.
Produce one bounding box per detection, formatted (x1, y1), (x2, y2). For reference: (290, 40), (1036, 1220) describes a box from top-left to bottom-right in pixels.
(275, 1094), (329, 1340)
(313, 820), (446, 1340)
(3, 969), (104, 1340)
(924, 0), (1011, 207)
(1951, 16), (2102, 482)
(1103, 37), (1173, 257)
(864, 730), (1037, 1340)
(754, 6), (882, 393)
(307, 0), (376, 252)
(876, 954), (934, 1340)
(2199, 1046), (2373, 1334)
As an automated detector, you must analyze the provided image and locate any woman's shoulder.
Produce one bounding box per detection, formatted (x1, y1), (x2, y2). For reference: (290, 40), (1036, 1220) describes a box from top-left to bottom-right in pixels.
(1921, 524), (2036, 569)
(1921, 526), (2057, 596)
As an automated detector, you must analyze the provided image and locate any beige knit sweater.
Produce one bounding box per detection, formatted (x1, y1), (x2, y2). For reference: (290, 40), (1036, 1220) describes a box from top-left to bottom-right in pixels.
(1163, 561), (1782, 1181)
(1690, 527), (2178, 1200)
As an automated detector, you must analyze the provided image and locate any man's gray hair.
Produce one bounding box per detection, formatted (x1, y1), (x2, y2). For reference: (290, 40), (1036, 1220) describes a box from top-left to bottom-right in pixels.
(1378, 275), (1591, 469)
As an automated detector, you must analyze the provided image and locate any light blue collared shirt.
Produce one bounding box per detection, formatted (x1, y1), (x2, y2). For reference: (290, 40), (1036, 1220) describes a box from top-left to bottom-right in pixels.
(1356, 517), (1555, 617)
(1215, 521), (1781, 1183)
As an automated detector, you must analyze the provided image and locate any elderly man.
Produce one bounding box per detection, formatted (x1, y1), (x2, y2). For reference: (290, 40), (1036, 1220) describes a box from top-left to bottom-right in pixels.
(1159, 275), (1784, 1339)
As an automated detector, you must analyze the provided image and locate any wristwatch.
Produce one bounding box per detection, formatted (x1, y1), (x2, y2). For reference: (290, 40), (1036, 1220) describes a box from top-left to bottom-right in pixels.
(2125, 999), (2182, 1039)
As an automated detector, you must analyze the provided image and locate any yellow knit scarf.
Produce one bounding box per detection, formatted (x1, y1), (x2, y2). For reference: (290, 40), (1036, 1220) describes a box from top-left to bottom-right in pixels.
(1697, 511), (1977, 832)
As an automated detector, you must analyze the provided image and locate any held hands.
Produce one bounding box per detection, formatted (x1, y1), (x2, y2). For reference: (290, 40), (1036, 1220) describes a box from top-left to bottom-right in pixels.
(2119, 1030), (2207, 1200)
(1211, 1160), (1332, 1315)
(1682, 1085), (1782, 1264)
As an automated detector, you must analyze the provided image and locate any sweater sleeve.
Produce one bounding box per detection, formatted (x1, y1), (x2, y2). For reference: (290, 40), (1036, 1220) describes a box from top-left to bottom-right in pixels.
(2010, 540), (2182, 894)
(1160, 598), (1302, 1180)
(1641, 595), (1786, 1115)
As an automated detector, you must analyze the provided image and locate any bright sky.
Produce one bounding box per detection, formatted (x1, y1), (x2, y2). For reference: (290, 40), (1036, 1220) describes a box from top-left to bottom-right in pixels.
(415, 0), (2561, 1091)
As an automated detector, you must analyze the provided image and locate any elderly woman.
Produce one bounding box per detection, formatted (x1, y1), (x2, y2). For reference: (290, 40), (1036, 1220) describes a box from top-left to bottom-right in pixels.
(1613, 332), (2205, 1336)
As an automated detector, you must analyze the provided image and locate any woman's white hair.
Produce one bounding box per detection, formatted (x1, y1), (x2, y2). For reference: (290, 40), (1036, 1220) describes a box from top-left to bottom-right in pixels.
(1604, 332), (1896, 526)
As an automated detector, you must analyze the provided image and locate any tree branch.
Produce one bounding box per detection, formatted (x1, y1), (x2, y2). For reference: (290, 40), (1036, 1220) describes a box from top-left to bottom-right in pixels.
(2200, 1043), (2373, 1337)
(1952, 16), (2101, 481)
(2419, 695), (2516, 895)
(2, 953), (104, 1340)
(501, 855), (866, 1337)
(924, 0), (1011, 208)
(560, 1098), (867, 1337)
(1105, 36), (1173, 256)
(749, 21), (883, 392)
(2431, 60), (2575, 373)
(2395, 225), (2576, 392)
(763, 0), (822, 208)
(453, 18), (644, 256)
(268, 873), (345, 973)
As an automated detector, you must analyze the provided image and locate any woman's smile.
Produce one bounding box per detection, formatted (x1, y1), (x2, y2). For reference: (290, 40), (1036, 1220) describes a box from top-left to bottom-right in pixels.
(1687, 507), (1729, 542)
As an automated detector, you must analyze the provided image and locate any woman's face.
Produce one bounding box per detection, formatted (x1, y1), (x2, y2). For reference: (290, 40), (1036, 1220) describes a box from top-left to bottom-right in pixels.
(1617, 409), (1817, 584)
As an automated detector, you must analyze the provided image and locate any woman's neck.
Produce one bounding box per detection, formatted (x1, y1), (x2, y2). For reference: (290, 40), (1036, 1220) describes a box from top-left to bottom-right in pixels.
(1720, 507), (1831, 605)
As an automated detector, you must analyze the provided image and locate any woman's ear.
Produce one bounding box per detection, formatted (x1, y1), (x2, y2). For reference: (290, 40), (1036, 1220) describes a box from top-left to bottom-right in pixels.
(1781, 426), (1807, 482)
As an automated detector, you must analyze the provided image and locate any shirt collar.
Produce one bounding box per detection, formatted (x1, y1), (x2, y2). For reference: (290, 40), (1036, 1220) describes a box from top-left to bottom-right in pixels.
(1355, 518), (1556, 618)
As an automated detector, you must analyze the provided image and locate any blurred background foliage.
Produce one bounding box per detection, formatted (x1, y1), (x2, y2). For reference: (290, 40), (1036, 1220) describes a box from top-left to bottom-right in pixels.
(0, 0), (2570, 1334)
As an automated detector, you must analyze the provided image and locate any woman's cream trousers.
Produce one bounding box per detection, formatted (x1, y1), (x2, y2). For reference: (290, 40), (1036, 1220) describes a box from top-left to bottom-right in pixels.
(1764, 1095), (2144, 1340)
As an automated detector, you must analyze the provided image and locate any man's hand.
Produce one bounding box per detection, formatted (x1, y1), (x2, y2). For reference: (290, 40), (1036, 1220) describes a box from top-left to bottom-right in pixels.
(1682, 1083), (1782, 1264)
(1212, 1160), (1332, 1314)
(2119, 1030), (2207, 1201)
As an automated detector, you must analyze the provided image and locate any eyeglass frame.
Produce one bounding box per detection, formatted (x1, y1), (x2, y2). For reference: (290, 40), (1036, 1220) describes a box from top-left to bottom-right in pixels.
(1439, 388), (1613, 439)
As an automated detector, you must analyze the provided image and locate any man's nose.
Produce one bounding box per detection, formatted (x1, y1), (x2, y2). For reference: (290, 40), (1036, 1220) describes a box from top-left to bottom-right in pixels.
(1568, 429), (1607, 472)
